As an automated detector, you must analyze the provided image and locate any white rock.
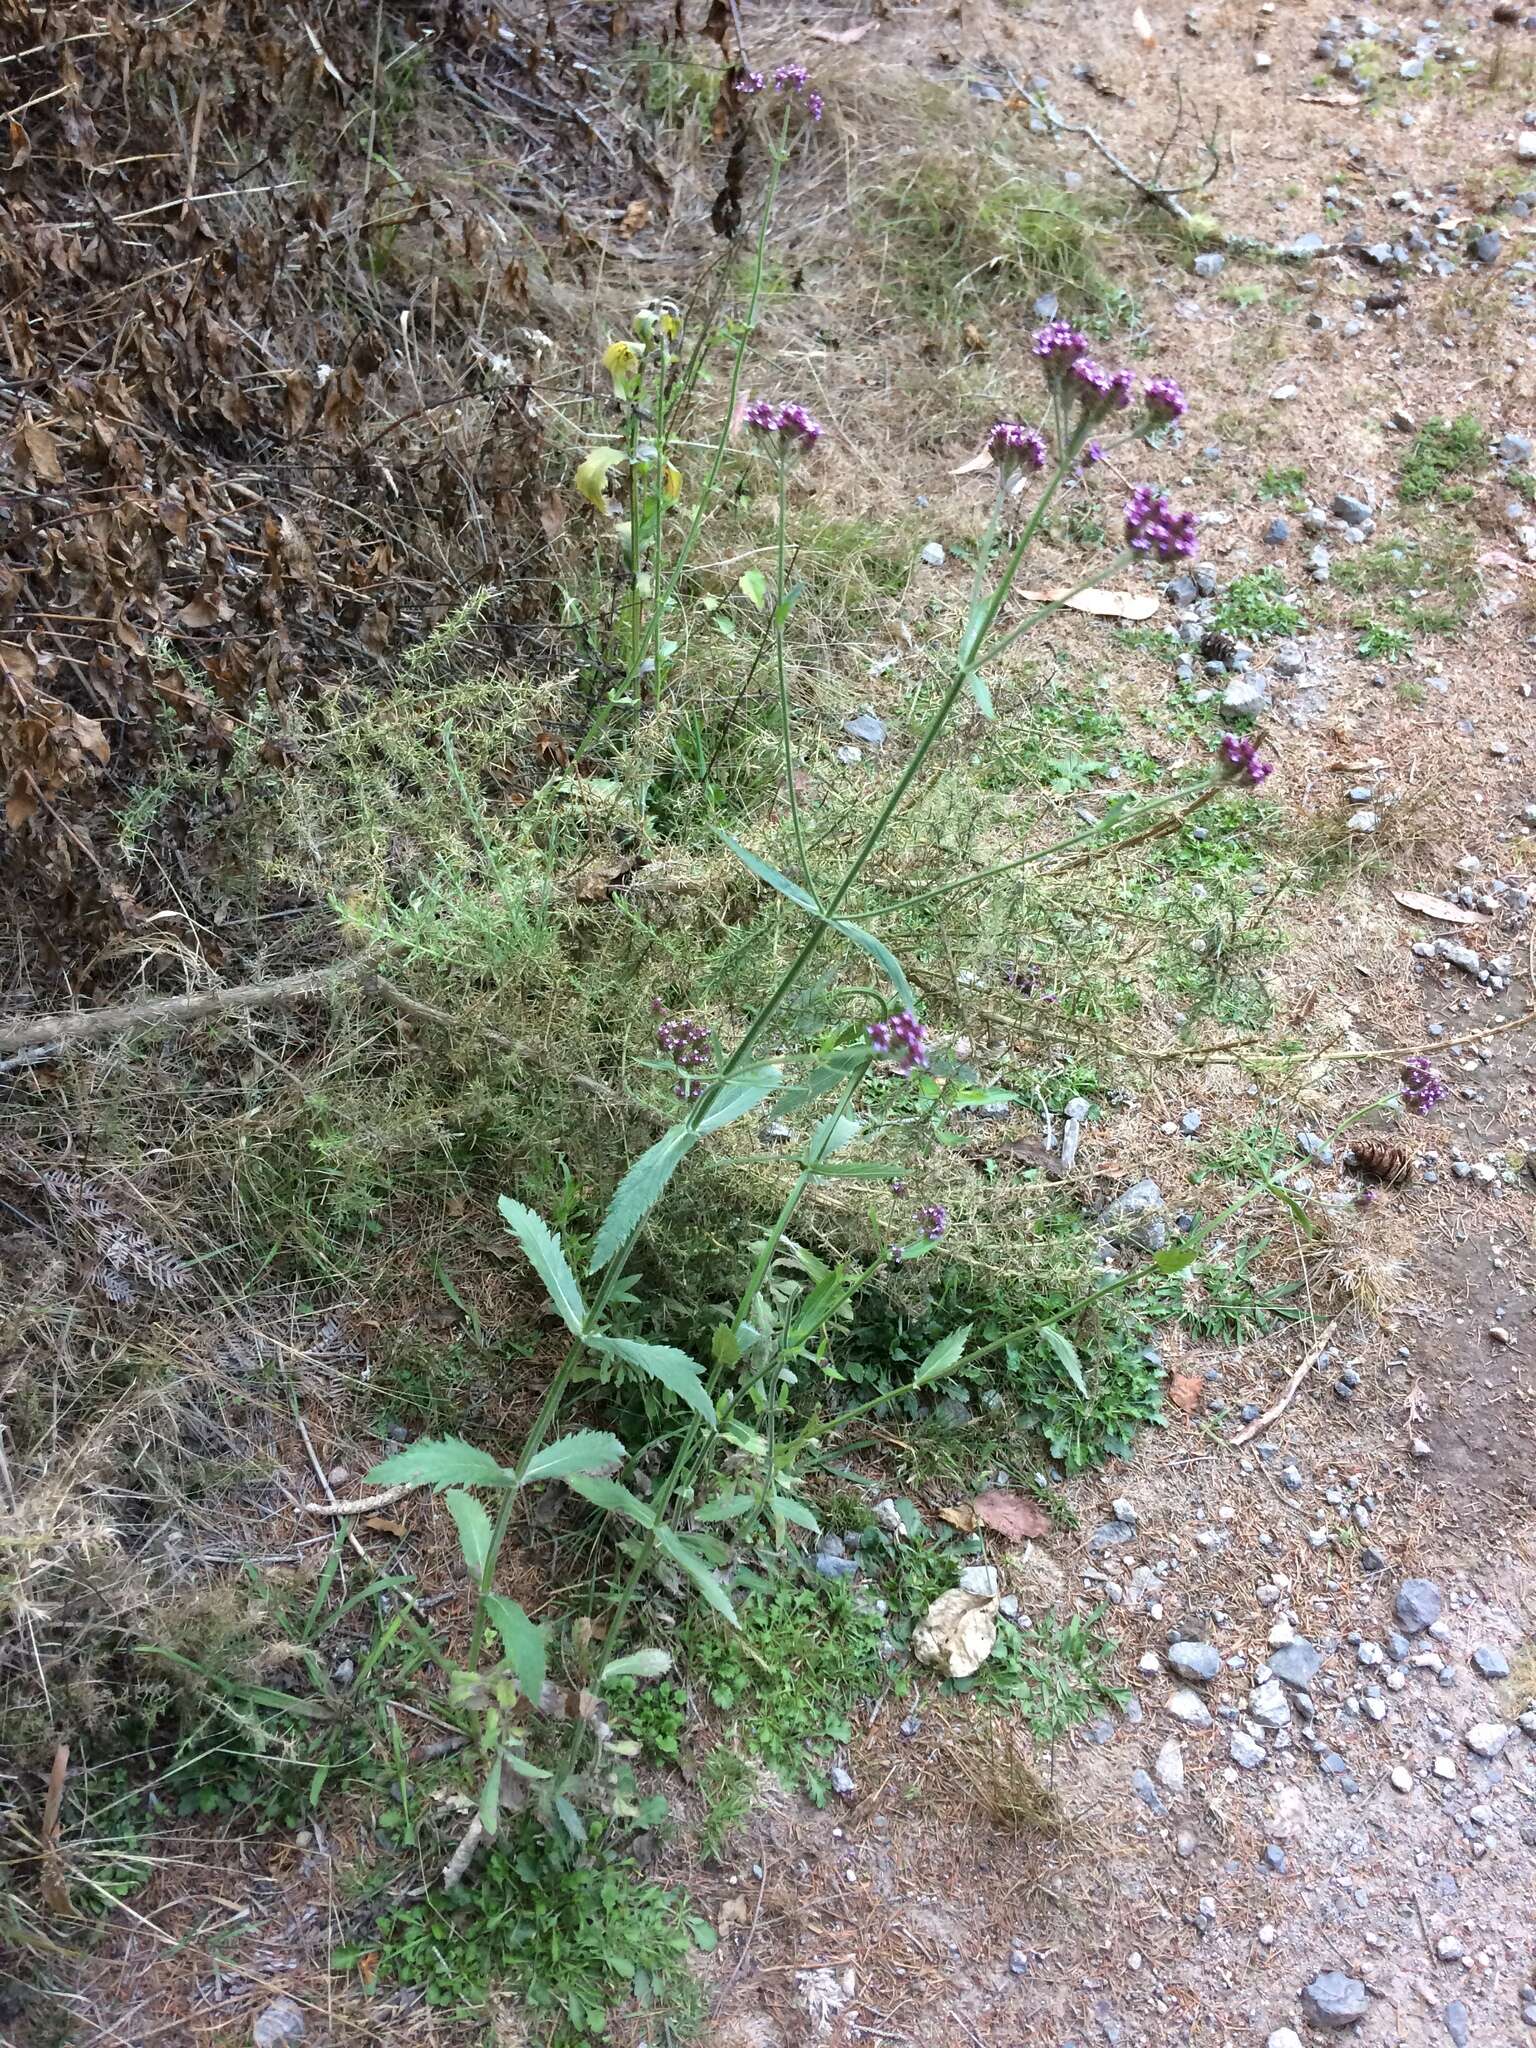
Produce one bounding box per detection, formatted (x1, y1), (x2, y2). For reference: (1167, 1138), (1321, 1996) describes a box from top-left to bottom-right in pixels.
(1390, 1765), (1413, 1793)
(1433, 1756), (1456, 1780)
(1155, 1736), (1186, 1794)
(1167, 1689), (1213, 1729)
(1465, 1722), (1513, 1759)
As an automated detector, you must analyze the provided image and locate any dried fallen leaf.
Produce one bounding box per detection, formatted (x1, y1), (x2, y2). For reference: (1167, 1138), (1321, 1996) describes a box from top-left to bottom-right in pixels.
(1131, 5), (1156, 46)
(718, 1895), (751, 1930)
(1391, 889), (1482, 927)
(936, 1502), (978, 1533)
(40, 1743), (69, 1915)
(1168, 1371), (1204, 1415)
(973, 1489), (1051, 1542)
(951, 447), (994, 476)
(1017, 586), (1160, 621)
(961, 321), (988, 354)
(617, 198), (651, 238)
(809, 18), (876, 40)
(361, 1514), (410, 1537)
(912, 1588), (999, 1678)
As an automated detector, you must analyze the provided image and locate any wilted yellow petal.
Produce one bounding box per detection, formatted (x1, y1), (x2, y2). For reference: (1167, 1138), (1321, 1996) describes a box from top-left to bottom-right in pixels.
(660, 463), (682, 502)
(575, 446), (626, 507)
(602, 340), (642, 399)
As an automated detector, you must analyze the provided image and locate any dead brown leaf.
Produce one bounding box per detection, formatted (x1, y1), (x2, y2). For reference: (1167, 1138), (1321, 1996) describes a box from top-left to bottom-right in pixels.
(973, 1489), (1051, 1541)
(961, 321), (988, 354)
(1391, 889), (1482, 926)
(1017, 586), (1159, 621)
(617, 198), (651, 238)
(361, 1514), (410, 1537)
(935, 1502), (978, 1533)
(1168, 1371), (1204, 1415)
(15, 419), (64, 483)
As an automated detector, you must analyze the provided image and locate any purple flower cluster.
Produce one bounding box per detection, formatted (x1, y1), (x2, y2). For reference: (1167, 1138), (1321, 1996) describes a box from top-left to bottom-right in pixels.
(1144, 376), (1188, 423)
(1033, 320), (1090, 374)
(865, 1008), (929, 1075)
(914, 1202), (948, 1242)
(1401, 1056), (1448, 1115)
(1218, 731), (1274, 785)
(652, 998), (713, 1101)
(745, 398), (822, 450)
(1124, 483), (1199, 562)
(1069, 356), (1135, 419)
(772, 62), (824, 120)
(736, 69), (766, 94)
(987, 420), (1048, 474)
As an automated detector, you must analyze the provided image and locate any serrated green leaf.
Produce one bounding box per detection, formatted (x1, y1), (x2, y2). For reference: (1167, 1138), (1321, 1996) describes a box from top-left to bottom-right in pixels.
(809, 1111), (862, 1158)
(555, 1793), (587, 1843)
(363, 1437), (512, 1492)
(585, 1336), (716, 1427)
(696, 1067), (783, 1136)
(720, 831), (916, 1006)
(599, 1647), (674, 1684)
(565, 1472), (658, 1528)
(589, 1124), (696, 1272)
(914, 1321), (973, 1388)
(689, 1916), (719, 1953)
(693, 1489), (754, 1523)
(484, 1594), (547, 1704)
(496, 1198), (586, 1335)
(771, 1492), (820, 1534)
(443, 1490), (493, 1580)
(655, 1523), (739, 1627)
(521, 1430), (627, 1485)
(1039, 1322), (1089, 1397)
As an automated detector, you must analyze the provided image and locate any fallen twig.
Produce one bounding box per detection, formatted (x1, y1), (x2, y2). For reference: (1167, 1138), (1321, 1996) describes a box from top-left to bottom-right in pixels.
(300, 1480), (423, 1518)
(0, 958), (370, 1056)
(1229, 1318), (1341, 1446)
(1015, 82), (1338, 262)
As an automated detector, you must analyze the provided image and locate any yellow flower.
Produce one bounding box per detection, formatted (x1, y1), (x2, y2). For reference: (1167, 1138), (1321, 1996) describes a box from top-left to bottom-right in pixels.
(602, 340), (643, 399)
(574, 446), (626, 508)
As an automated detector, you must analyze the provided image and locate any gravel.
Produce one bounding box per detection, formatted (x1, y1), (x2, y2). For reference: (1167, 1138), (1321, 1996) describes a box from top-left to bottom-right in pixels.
(1396, 1579), (1444, 1634)
(1249, 1678), (1292, 1730)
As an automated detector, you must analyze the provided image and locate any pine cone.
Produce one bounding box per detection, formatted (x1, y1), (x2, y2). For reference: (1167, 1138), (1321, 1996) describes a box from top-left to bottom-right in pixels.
(1200, 627), (1239, 663)
(1346, 1139), (1412, 1188)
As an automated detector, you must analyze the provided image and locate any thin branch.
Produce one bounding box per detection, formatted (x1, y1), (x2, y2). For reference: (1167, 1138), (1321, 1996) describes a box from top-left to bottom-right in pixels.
(0, 959), (370, 1056)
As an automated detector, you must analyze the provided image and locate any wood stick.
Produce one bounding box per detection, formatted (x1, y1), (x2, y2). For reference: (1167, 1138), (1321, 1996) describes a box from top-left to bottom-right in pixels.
(1229, 1318), (1341, 1446)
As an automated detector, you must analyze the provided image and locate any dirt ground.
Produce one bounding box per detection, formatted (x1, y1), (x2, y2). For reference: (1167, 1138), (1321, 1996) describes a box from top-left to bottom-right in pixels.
(687, 4), (1536, 2045)
(10, 0), (1536, 2043)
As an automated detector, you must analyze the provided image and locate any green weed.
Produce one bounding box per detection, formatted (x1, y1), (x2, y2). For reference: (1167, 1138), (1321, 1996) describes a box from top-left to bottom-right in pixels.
(1399, 414), (1486, 505)
(353, 1820), (708, 2032)
(1259, 465), (1308, 510)
(1211, 568), (1302, 640)
(949, 1608), (1126, 1740)
(1355, 621), (1412, 663)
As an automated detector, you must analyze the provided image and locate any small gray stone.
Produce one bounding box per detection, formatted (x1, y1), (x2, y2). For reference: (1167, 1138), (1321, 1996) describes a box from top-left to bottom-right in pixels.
(1090, 1519), (1136, 1552)
(1472, 231), (1503, 266)
(1270, 1639), (1323, 1688)
(1297, 1131), (1335, 1166)
(1272, 643), (1306, 678)
(1249, 1678), (1291, 1729)
(1232, 1731), (1268, 1769)
(829, 1764), (856, 1798)
(1269, 2032), (1304, 2048)
(253, 2002), (306, 2048)
(1436, 1935), (1466, 1963)
(919, 541), (945, 567)
(1155, 1736), (1186, 1793)
(1332, 493), (1372, 526)
(1166, 573), (1199, 605)
(843, 711), (886, 748)
(1194, 251), (1226, 278)
(958, 1563), (999, 1598)
(1167, 1689), (1213, 1729)
(1180, 1108), (1203, 1134)
(1471, 1646), (1510, 1679)
(1500, 432), (1534, 464)
(1262, 1844), (1288, 1872)
(1400, 54), (1425, 76)
(1222, 673), (1270, 718)
(815, 1553), (859, 1580)
(1264, 517), (1291, 545)
(1290, 232), (1326, 258)
(1301, 1971), (1369, 2030)
(1100, 1179), (1168, 1253)
(1445, 2001), (1469, 2048)
(1396, 1579), (1444, 1634)
(1009, 1946), (1030, 1975)
(1169, 1641), (1222, 1684)
(1132, 1767), (1169, 1814)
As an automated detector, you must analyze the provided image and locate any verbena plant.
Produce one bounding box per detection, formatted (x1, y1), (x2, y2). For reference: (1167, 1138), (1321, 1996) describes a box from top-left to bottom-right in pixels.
(359, 60), (1286, 1863)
